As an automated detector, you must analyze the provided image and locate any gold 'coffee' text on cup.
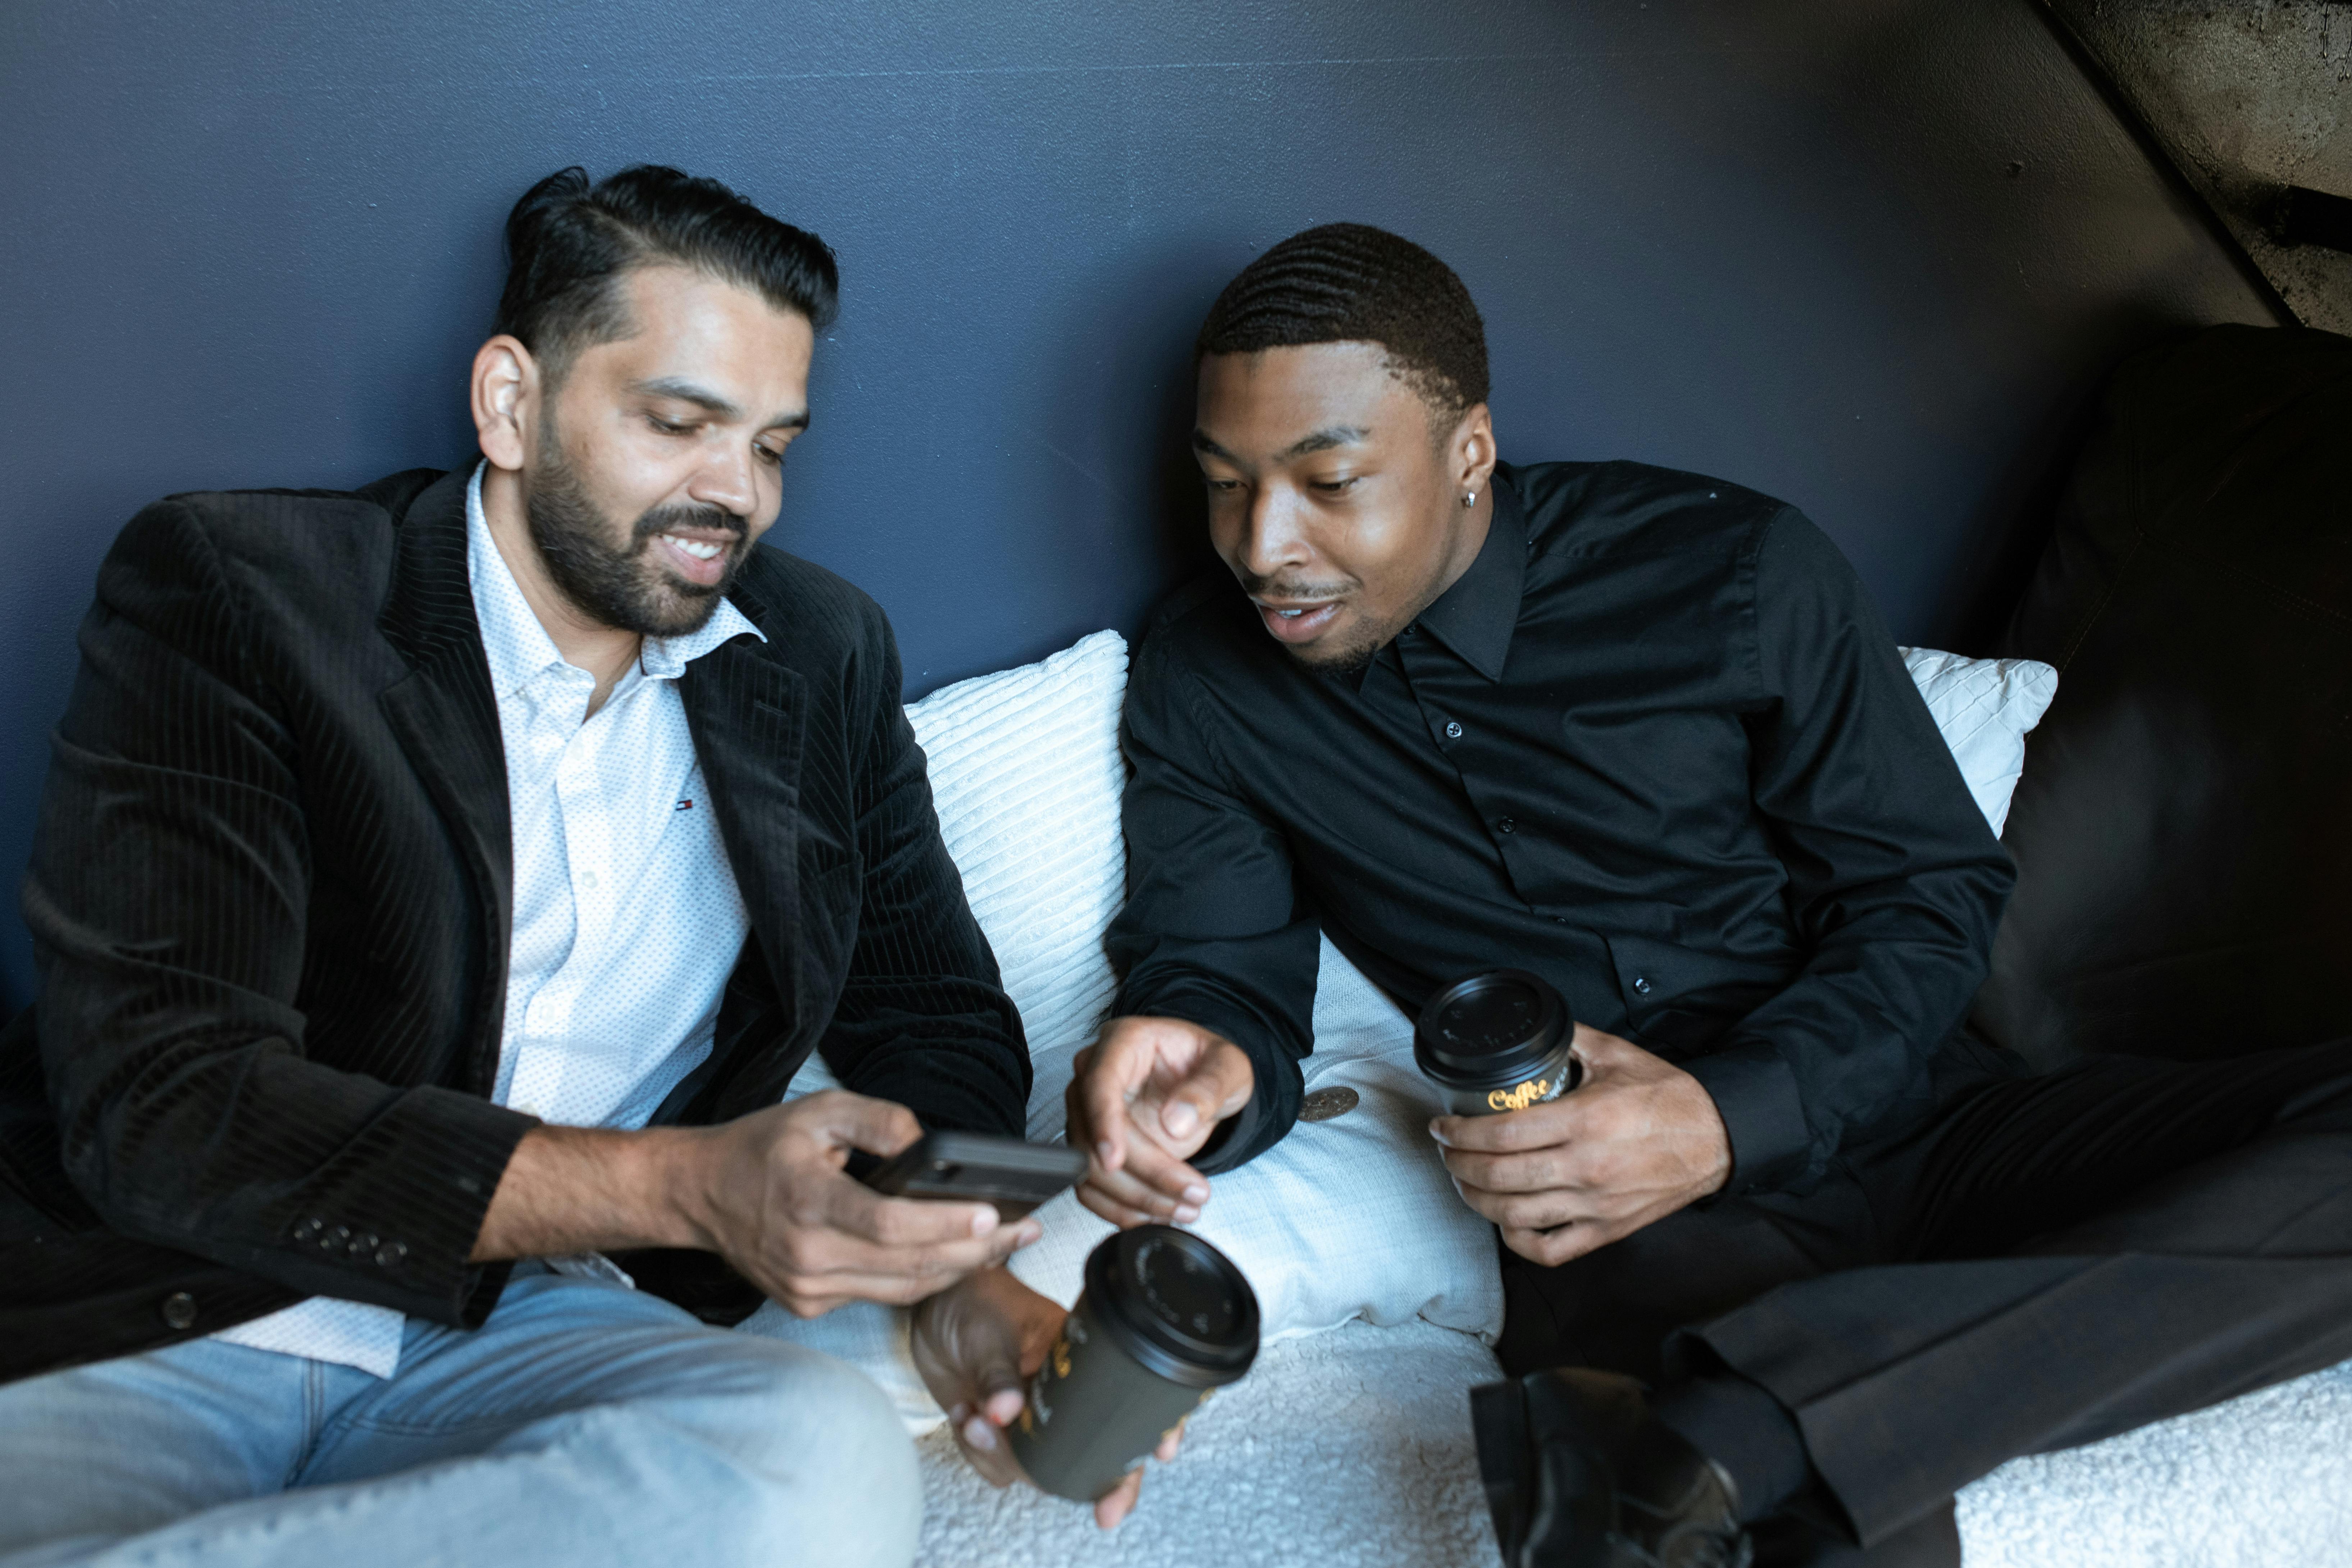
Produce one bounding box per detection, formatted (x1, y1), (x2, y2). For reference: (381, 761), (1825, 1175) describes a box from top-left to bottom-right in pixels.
(1486, 1076), (1556, 1112)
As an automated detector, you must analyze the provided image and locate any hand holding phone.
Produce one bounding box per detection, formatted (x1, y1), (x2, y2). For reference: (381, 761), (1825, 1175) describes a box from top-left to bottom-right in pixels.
(678, 1091), (1040, 1318)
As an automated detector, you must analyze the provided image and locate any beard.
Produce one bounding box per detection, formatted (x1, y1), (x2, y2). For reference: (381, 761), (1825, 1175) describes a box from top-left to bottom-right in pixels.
(525, 427), (749, 638)
(1290, 621), (1387, 678)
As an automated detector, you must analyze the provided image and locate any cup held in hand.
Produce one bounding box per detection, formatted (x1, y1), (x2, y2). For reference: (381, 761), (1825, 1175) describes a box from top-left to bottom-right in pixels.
(1004, 1225), (1260, 1503)
(1414, 969), (1581, 1116)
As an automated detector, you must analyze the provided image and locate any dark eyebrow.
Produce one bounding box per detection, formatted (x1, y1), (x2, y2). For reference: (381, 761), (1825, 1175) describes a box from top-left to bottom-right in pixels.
(1278, 425), (1369, 460)
(1191, 428), (1239, 462)
(1192, 424), (1370, 464)
(631, 377), (811, 432)
(631, 377), (740, 419)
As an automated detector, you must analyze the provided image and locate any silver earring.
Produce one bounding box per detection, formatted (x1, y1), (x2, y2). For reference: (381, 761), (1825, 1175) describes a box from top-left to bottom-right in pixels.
(1462, 490), (1477, 507)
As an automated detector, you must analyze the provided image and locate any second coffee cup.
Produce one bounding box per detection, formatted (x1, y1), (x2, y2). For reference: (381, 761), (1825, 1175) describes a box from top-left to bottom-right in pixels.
(1006, 1225), (1260, 1503)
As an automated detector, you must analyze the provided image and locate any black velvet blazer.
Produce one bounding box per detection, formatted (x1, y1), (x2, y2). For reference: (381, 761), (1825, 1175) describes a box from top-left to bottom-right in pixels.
(0, 468), (1029, 1384)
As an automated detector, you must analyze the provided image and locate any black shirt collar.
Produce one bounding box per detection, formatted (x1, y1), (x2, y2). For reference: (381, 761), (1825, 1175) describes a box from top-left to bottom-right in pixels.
(1407, 469), (1527, 682)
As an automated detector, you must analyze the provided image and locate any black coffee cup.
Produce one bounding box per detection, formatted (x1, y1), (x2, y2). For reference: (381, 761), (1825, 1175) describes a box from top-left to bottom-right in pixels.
(1006, 1226), (1260, 1503)
(1414, 968), (1581, 1116)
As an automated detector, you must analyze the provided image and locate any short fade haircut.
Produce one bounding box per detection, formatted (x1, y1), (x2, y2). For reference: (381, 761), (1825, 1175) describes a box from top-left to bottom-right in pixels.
(1195, 223), (1489, 423)
(493, 164), (839, 381)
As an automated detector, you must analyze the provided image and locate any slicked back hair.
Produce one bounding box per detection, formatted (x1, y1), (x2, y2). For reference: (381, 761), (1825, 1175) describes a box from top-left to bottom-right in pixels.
(1195, 223), (1489, 425)
(493, 165), (839, 383)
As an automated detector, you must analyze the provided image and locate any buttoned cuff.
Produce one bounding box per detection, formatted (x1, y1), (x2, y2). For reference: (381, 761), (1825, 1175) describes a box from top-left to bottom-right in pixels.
(1681, 1046), (1811, 1196)
(259, 1088), (539, 1327)
(1109, 983), (1303, 1176)
(1189, 1088), (1268, 1177)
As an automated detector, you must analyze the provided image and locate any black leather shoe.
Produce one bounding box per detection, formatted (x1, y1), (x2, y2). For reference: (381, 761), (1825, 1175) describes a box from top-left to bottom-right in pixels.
(1471, 1369), (1753, 1568)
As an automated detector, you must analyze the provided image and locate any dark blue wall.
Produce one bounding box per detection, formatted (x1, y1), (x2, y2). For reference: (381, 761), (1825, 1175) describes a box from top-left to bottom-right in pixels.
(0, 0), (2278, 1010)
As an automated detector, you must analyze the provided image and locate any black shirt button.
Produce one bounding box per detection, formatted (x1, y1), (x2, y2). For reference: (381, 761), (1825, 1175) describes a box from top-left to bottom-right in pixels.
(1403, 623), (1418, 637)
(326, 1225), (352, 1250)
(350, 1231), (378, 1258)
(1632, 976), (1653, 995)
(161, 1291), (199, 1331)
(1496, 817), (1517, 834)
(293, 1217), (324, 1241)
(1444, 721), (1463, 740)
(375, 1241), (409, 1268)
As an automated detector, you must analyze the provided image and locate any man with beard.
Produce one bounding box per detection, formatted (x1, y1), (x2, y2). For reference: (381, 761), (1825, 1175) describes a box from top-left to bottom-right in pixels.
(916, 225), (2352, 1567)
(0, 165), (1034, 1568)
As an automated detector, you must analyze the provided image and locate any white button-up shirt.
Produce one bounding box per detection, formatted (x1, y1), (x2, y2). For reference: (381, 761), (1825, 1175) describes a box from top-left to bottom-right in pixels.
(213, 463), (761, 1375)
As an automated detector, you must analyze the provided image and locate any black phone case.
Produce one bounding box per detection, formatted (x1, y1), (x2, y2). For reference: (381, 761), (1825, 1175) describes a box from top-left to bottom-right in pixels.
(860, 1130), (1089, 1220)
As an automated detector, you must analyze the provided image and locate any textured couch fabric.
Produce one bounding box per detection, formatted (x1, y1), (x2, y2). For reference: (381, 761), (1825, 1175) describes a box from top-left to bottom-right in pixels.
(913, 1318), (1505, 1567)
(906, 1321), (2352, 1568)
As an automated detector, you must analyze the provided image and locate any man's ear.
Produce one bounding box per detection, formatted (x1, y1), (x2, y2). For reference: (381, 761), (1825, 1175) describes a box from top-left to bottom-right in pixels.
(471, 334), (539, 473)
(1453, 403), (1498, 499)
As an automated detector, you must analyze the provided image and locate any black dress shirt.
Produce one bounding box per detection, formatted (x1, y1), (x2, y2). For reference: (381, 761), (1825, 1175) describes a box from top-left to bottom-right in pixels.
(1107, 460), (2014, 1198)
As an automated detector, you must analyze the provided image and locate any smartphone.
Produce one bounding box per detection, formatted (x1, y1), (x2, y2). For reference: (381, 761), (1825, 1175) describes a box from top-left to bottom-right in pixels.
(857, 1130), (1089, 1221)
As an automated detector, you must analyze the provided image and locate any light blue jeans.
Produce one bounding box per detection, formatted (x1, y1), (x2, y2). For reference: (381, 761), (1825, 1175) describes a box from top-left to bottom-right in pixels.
(0, 1270), (919, 1568)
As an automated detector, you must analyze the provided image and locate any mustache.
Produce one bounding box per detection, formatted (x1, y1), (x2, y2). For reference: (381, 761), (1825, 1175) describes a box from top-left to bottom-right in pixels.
(631, 503), (747, 547)
(1236, 571), (1352, 602)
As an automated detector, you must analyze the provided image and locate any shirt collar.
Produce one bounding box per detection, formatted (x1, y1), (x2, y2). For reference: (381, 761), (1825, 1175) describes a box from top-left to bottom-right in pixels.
(1409, 471), (1527, 682)
(465, 462), (765, 701)
(639, 589), (765, 679)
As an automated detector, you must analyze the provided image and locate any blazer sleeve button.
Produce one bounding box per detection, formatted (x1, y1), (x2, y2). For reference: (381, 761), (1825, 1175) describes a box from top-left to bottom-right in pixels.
(160, 1291), (199, 1331)
(375, 1241), (409, 1268)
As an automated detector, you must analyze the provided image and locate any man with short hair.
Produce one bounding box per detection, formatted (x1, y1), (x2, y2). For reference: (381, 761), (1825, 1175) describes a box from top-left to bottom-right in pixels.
(924, 225), (2352, 1565)
(0, 165), (1035, 1568)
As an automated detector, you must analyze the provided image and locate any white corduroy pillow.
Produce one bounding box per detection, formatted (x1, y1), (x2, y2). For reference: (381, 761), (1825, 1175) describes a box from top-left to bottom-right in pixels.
(1899, 647), (2058, 837)
(906, 629), (1129, 1062)
(750, 629), (1132, 1427)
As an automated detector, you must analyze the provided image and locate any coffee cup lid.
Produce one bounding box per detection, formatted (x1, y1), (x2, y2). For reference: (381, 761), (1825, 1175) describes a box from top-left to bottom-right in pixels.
(1084, 1226), (1259, 1388)
(1414, 969), (1570, 1087)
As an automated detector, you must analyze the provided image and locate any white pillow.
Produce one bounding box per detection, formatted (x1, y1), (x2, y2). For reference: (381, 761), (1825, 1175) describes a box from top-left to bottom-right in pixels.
(906, 629), (1129, 1060)
(1899, 647), (2059, 837)
(751, 629), (1131, 1428)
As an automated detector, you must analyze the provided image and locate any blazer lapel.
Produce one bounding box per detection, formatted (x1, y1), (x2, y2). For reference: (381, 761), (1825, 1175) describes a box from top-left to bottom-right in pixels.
(375, 470), (514, 1091)
(680, 614), (806, 1039)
